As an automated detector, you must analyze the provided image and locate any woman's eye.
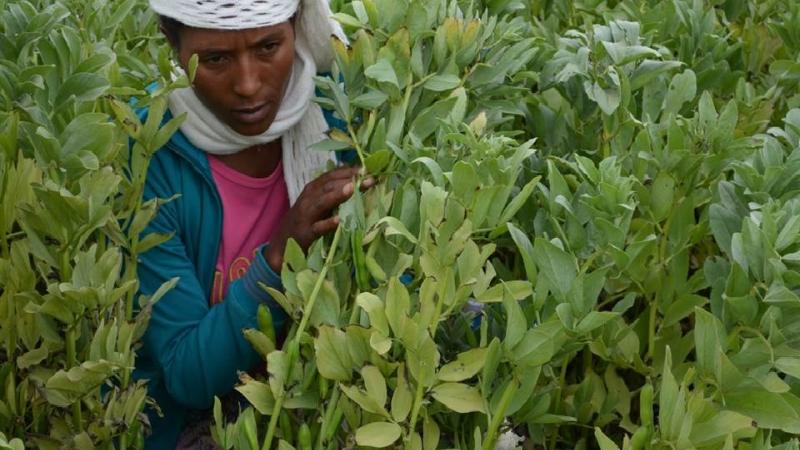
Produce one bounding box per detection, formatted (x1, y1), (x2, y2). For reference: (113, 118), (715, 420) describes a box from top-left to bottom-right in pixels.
(202, 54), (227, 66)
(259, 42), (279, 53)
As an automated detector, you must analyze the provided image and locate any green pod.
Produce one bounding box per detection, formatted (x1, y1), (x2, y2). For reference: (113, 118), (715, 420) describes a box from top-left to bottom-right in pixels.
(325, 403), (345, 440)
(365, 254), (386, 282)
(351, 229), (369, 291)
(279, 410), (293, 443)
(319, 376), (329, 399)
(133, 429), (145, 450)
(243, 416), (258, 450)
(640, 383), (654, 426)
(630, 426), (651, 450)
(297, 423), (312, 450)
(257, 304), (276, 343)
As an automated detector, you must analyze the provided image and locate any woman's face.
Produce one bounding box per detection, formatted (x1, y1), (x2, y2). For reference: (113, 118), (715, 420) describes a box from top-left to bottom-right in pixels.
(172, 22), (296, 136)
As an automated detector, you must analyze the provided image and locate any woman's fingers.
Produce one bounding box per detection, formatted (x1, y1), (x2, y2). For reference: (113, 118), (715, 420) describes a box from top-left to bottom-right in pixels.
(292, 167), (378, 244)
(318, 167), (360, 193)
(311, 216), (340, 236)
(321, 166), (361, 182)
(361, 177), (376, 190)
(313, 175), (378, 217)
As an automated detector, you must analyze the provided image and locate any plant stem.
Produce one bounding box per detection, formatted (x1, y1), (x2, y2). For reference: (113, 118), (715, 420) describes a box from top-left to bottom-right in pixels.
(66, 326), (82, 429)
(5, 287), (17, 420)
(317, 252), (365, 450)
(647, 299), (657, 362)
(407, 365), (428, 439)
(549, 355), (570, 450)
(262, 226), (344, 450)
(60, 249), (83, 430)
(315, 389), (342, 450)
(119, 153), (153, 450)
(428, 269), (449, 336)
(482, 378), (519, 450)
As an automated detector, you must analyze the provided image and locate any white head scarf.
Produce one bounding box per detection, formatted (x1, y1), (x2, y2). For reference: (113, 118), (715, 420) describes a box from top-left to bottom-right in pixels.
(149, 0), (346, 204)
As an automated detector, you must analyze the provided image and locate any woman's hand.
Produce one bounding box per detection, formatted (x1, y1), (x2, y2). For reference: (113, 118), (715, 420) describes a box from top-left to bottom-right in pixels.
(265, 166), (374, 272)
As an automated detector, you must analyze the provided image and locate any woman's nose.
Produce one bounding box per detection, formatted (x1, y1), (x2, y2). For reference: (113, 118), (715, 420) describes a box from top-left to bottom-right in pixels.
(232, 57), (262, 98)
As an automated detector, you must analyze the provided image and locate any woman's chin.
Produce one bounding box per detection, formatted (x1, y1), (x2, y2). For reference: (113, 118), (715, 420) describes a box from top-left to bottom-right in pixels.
(225, 114), (275, 136)
(232, 123), (271, 136)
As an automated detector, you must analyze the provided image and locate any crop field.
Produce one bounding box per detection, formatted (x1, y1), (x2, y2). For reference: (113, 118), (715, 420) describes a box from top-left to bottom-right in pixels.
(1, 0), (800, 449)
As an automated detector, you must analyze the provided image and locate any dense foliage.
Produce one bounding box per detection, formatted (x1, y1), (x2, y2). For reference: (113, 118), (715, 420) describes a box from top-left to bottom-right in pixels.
(1, 0), (800, 449)
(0, 0), (188, 448)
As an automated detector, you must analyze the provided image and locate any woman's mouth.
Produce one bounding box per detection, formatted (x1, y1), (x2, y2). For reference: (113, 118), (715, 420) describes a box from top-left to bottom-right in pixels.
(231, 103), (270, 126)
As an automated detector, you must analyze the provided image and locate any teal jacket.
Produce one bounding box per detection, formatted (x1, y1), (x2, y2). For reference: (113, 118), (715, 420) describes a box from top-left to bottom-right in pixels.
(134, 107), (326, 449)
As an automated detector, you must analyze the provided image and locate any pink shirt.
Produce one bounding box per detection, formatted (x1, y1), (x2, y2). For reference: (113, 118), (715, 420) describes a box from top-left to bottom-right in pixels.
(209, 155), (289, 304)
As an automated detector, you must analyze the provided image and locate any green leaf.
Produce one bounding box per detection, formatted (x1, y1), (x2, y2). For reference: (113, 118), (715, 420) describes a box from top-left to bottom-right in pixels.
(475, 281), (532, 303)
(361, 366), (387, 408)
(17, 346), (49, 370)
(340, 384), (388, 416)
(508, 223), (537, 283)
(584, 68), (621, 115)
(575, 311), (617, 334)
(243, 329), (275, 360)
(136, 232), (173, 254)
(438, 347), (488, 382)
(602, 42), (659, 66)
(776, 215), (800, 252)
(423, 417), (440, 450)
(351, 1), (370, 23)
(55, 72), (110, 108)
(502, 294), (526, 351)
(357, 292), (389, 336)
(662, 69), (697, 117)
(378, 216), (418, 244)
(297, 270), (340, 327)
(235, 377), (275, 415)
(511, 327), (555, 366)
(594, 427), (621, 450)
(694, 308), (726, 379)
(499, 176), (540, 224)
(370, 330), (392, 355)
(309, 138), (352, 153)
(355, 422), (402, 448)
(775, 358), (800, 379)
(724, 391), (800, 433)
(331, 12), (364, 29)
(365, 59), (399, 88)
(690, 411), (753, 447)
(314, 326), (352, 381)
(481, 338), (502, 394)
(423, 74), (461, 92)
(409, 97), (458, 142)
(532, 238), (577, 300)
(364, 149), (392, 174)
(431, 383), (486, 413)
(650, 172), (675, 222)
(352, 90), (389, 109)
(391, 367), (412, 422)
(663, 294), (707, 327)
(386, 277), (410, 337)
(45, 360), (116, 407)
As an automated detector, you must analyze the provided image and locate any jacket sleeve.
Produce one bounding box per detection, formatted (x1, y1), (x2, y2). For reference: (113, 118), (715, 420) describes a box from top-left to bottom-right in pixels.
(137, 157), (287, 411)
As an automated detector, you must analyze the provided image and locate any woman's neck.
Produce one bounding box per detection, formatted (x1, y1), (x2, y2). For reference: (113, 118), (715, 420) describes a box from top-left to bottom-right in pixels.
(214, 140), (282, 178)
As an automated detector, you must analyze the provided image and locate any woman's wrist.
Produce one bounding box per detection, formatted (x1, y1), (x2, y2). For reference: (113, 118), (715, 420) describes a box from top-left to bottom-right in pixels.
(265, 242), (284, 273)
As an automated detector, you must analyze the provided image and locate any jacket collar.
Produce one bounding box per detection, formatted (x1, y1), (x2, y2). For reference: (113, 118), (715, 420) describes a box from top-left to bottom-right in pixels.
(161, 109), (216, 185)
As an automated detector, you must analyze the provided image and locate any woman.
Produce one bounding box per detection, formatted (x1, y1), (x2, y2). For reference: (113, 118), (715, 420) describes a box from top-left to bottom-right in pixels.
(134, 1), (367, 448)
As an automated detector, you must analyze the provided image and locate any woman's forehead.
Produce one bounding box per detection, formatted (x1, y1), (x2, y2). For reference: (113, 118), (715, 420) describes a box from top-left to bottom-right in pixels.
(179, 22), (294, 51)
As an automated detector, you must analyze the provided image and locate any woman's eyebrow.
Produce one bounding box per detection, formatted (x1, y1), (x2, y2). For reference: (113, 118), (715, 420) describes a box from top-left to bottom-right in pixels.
(189, 31), (285, 54)
(195, 47), (232, 54)
(250, 31), (285, 48)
